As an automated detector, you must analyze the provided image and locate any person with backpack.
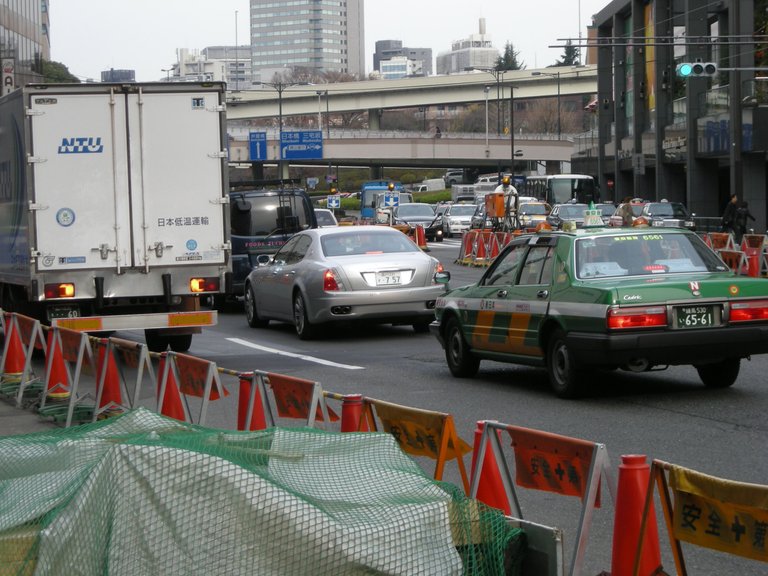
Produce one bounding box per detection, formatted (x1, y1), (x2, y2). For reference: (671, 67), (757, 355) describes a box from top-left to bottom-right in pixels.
(733, 200), (756, 244)
(721, 193), (738, 233)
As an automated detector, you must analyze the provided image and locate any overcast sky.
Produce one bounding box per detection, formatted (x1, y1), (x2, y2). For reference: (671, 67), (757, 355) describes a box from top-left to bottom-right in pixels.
(50, 0), (607, 82)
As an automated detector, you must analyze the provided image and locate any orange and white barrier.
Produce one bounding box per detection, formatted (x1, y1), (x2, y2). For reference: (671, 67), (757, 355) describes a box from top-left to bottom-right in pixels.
(157, 351), (228, 425)
(0, 312), (46, 405)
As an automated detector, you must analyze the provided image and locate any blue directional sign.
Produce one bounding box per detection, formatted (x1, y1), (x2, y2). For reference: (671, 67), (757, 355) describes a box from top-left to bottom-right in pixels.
(248, 131), (267, 161)
(383, 193), (400, 207)
(280, 130), (323, 160)
(327, 195), (341, 209)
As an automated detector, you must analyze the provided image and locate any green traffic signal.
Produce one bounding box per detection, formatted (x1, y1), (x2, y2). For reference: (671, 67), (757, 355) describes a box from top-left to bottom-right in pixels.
(676, 62), (717, 78)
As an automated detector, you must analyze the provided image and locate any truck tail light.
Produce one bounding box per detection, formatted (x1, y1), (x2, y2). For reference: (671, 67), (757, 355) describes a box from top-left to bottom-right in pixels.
(44, 283), (75, 298)
(323, 269), (344, 291)
(607, 306), (667, 329)
(189, 277), (220, 293)
(730, 300), (768, 323)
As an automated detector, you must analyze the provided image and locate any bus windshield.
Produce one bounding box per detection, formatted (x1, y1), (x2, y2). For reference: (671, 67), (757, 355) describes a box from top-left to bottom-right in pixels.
(548, 176), (599, 205)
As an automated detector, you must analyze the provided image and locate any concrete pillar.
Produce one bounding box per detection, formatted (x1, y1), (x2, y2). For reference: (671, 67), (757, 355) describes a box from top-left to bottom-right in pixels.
(368, 108), (381, 131)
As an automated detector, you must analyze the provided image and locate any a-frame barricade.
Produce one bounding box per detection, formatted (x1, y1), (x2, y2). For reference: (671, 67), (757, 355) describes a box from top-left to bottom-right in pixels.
(362, 397), (472, 493)
(0, 313), (47, 406)
(717, 249), (749, 275)
(157, 351), (227, 425)
(246, 370), (339, 429)
(91, 337), (153, 421)
(637, 459), (768, 575)
(706, 232), (736, 251)
(470, 420), (616, 576)
(38, 326), (97, 427)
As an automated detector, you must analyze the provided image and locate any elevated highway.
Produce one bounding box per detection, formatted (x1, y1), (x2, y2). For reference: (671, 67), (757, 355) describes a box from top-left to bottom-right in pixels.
(225, 66), (597, 171)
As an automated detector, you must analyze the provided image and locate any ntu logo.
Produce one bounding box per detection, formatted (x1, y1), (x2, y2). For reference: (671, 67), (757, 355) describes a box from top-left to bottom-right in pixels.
(58, 137), (104, 154)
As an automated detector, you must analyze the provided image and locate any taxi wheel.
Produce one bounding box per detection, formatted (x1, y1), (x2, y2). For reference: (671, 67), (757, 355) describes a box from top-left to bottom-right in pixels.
(293, 292), (317, 340)
(546, 329), (582, 398)
(245, 284), (269, 328)
(695, 358), (740, 388)
(445, 317), (480, 377)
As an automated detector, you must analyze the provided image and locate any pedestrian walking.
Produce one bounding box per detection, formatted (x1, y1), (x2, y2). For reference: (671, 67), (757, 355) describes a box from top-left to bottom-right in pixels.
(721, 193), (738, 233)
(733, 200), (756, 244)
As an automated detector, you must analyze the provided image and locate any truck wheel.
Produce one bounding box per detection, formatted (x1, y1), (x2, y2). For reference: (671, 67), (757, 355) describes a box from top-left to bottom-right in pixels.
(546, 329), (582, 398)
(167, 334), (192, 352)
(695, 358), (740, 388)
(244, 284), (269, 328)
(445, 317), (479, 377)
(144, 330), (170, 352)
(293, 292), (317, 340)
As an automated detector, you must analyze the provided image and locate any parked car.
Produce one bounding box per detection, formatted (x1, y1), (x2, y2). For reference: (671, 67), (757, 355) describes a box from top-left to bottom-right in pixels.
(392, 203), (444, 242)
(594, 203), (617, 225)
(546, 203), (589, 229)
(244, 226), (448, 339)
(609, 199), (647, 227)
(641, 201), (696, 230)
(429, 227), (768, 398)
(517, 202), (552, 229)
(442, 203), (478, 237)
(314, 208), (339, 227)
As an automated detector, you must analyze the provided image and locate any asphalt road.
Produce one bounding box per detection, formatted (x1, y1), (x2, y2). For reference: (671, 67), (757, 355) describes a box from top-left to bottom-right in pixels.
(14, 235), (767, 574)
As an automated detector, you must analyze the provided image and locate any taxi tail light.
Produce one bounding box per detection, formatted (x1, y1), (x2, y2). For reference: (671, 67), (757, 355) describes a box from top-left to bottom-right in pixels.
(730, 300), (768, 323)
(607, 306), (667, 329)
(44, 283), (75, 299)
(189, 277), (220, 293)
(323, 268), (345, 291)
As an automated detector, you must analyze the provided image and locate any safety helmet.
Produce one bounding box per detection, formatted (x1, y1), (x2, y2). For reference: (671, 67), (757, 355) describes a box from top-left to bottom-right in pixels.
(502, 175), (511, 186)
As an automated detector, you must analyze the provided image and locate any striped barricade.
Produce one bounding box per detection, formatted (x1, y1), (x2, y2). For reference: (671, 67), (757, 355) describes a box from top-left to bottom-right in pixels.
(0, 313), (47, 406)
(156, 351), (228, 425)
(717, 249), (749, 275)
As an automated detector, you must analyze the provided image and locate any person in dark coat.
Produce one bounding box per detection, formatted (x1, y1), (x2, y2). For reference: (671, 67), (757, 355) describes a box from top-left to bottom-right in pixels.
(733, 200), (756, 244)
(721, 193), (738, 233)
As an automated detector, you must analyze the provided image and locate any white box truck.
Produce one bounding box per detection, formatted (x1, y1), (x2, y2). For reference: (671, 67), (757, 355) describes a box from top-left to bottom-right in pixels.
(0, 82), (231, 351)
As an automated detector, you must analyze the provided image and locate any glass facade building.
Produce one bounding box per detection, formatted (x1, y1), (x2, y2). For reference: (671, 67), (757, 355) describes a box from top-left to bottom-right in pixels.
(0, 0), (50, 91)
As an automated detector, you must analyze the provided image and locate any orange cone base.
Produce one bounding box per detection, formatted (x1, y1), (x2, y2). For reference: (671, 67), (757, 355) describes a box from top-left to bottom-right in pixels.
(46, 390), (71, 402)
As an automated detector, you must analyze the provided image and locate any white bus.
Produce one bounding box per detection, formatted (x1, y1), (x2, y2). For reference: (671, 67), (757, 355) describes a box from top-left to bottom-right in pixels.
(520, 174), (600, 206)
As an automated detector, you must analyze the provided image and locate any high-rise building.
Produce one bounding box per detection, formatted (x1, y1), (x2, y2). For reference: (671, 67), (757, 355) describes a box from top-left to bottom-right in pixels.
(0, 0), (50, 92)
(374, 40), (432, 77)
(249, 0), (364, 81)
(436, 18), (499, 75)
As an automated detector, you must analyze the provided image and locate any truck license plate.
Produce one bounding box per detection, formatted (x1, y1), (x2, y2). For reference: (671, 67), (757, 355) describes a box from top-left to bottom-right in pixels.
(48, 307), (81, 320)
(676, 305), (717, 329)
(376, 272), (401, 286)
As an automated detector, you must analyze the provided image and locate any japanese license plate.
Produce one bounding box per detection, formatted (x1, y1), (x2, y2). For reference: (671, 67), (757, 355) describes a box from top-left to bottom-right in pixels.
(376, 271), (401, 286)
(48, 306), (81, 320)
(675, 305), (718, 329)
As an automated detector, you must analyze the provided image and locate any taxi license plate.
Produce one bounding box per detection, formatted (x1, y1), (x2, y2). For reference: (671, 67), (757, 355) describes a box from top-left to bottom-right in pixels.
(675, 305), (717, 329)
(376, 272), (401, 286)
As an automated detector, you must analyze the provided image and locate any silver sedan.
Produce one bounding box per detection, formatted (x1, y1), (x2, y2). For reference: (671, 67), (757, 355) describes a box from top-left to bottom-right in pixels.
(243, 226), (448, 339)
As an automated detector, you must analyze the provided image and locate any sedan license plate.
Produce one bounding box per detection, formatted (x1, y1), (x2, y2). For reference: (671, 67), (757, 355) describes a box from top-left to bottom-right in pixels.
(376, 271), (401, 286)
(676, 305), (718, 329)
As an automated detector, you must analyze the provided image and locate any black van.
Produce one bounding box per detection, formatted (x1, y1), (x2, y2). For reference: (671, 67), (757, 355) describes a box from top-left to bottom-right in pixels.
(225, 186), (317, 305)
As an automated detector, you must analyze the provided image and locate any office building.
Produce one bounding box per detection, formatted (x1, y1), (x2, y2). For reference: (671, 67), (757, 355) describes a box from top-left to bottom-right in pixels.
(581, 0), (766, 230)
(101, 69), (135, 83)
(374, 40), (432, 77)
(0, 0), (50, 92)
(249, 0), (365, 79)
(436, 18), (499, 76)
(202, 46), (252, 90)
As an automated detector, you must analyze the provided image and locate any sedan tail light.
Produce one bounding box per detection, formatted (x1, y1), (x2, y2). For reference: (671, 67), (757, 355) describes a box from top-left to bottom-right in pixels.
(730, 300), (768, 323)
(607, 306), (667, 329)
(323, 268), (345, 291)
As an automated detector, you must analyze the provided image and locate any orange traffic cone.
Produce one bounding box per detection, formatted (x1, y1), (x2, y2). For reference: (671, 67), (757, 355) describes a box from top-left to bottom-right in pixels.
(470, 422), (511, 514)
(610, 454), (663, 576)
(472, 231), (489, 266)
(44, 330), (70, 401)
(1, 318), (25, 384)
(96, 339), (123, 417)
(157, 353), (186, 422)
(415, 224), (428, 251)
(237, 375), (267, 431)
(341, 393), (370, 432)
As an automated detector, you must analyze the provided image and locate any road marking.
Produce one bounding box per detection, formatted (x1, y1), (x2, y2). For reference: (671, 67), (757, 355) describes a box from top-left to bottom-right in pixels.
(227, 337), (365, 370)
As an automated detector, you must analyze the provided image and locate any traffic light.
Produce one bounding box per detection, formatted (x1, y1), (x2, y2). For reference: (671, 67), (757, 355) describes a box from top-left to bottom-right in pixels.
(676, 62), (717, 78)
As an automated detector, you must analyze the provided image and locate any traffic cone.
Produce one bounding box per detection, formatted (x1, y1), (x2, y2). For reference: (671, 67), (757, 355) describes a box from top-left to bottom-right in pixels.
(96, 339), (123, 417)
(44, 329), (70, 401)
(415, 224), (428, 251)
(237, 374), (267, 431)
(157, 353), (186, 422)
(1, 318), (25, 385)
(470, 422), (511, 514)
(340, 393), (369, 432)
(472, 232), (489, 266)
(610, 454), (662, 576)
(458, 230), (476, 265)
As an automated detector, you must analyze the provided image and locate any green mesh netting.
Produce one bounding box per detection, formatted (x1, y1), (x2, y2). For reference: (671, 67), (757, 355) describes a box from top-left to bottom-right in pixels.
(0, 408), (525, 575)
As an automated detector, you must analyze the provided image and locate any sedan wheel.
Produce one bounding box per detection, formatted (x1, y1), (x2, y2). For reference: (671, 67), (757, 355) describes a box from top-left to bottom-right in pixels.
(445, 317), (479, 377)
(244, 284), (269, 328)
(546, 329), (582, 398)
(695, 358), (740, 388)
(293, 292), (317, 340)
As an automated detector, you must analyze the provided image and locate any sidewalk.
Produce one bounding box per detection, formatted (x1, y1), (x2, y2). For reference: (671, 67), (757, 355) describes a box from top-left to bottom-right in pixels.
(0, 398), (58, 436)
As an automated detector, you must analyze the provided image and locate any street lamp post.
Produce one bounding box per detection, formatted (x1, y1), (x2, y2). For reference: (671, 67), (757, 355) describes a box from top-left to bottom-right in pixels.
(161, 67), (172, 81)
(531, 70), (562, 139)
(484, 86), (490, 153)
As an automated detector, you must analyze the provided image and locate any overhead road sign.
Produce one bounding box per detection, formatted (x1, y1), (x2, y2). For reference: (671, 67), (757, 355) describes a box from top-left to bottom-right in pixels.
(327, 195), (341, 208)
(248, 131), (267, 161)
(281, 130), (323, 160)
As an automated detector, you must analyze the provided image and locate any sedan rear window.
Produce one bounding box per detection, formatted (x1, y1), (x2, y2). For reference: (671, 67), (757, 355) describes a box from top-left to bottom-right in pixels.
(575, 233), (726, 278)
(321, 231), (421, 257)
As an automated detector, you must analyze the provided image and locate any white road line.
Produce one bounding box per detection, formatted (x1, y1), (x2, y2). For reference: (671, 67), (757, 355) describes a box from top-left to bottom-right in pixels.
(227, 337), (365, 370)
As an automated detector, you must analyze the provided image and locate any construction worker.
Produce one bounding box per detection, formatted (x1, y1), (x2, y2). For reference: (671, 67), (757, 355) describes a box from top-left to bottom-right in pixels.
(494, 175), (520, 230)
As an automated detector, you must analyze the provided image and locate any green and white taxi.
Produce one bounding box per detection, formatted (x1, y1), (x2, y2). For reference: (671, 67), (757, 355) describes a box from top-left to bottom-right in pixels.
(431, 227), (768, 398)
